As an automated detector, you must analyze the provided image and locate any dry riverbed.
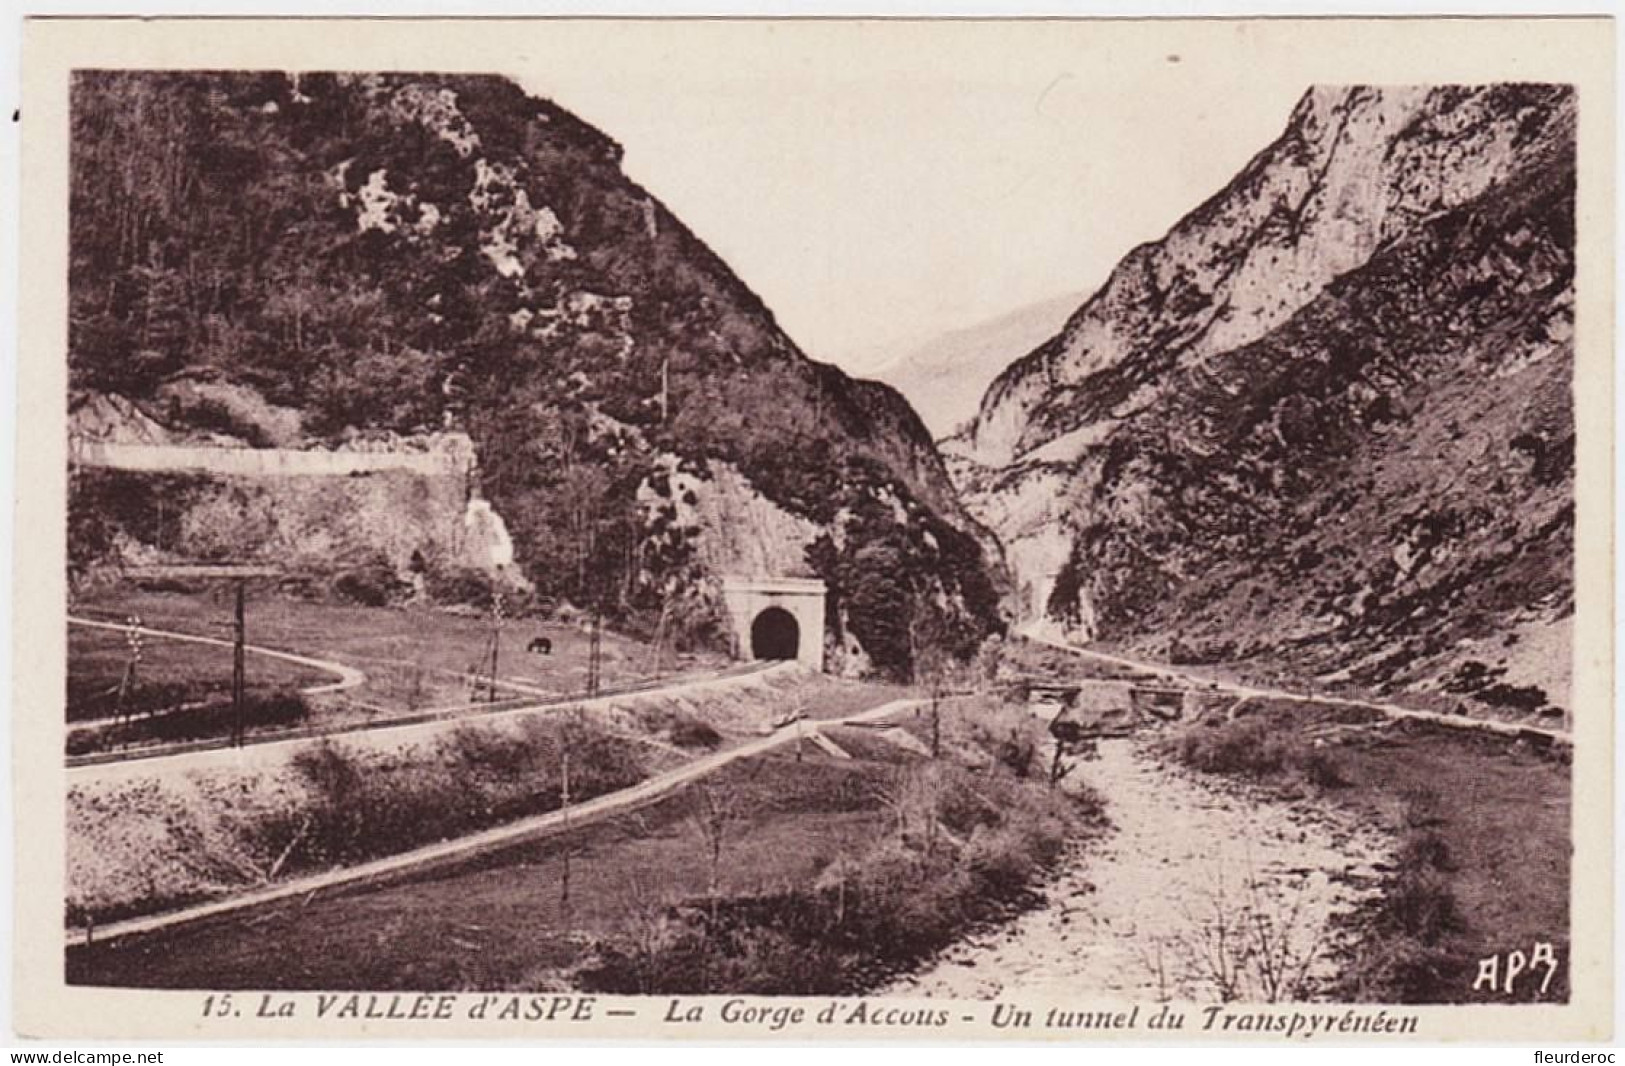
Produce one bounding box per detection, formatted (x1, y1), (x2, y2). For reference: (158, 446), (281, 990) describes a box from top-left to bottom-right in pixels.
(885, 735), (1391, 1002)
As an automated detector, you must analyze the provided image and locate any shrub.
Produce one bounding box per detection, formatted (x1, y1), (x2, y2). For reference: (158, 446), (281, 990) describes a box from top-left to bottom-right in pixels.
(1396, 828), (1454, 873)
(1383, 864), (1463, 943)
(1335, 791), (1467, 1003)
(936, 783), (999, 837)
(578, 908), (848, 996)
(1167, 717), (1352, 791)
(448, 722), (552, 778)
(146, 691), (309, 742)
(1302, 746), (1349, 788)
(67, 678), (196, 723)
(668, 716), (722, 751)
(425, 563), (499, 608)
(965, 825), (1040, 898)
(280, 717), (645, 874)
(1174, 718), (1290, 777)
(331, 553), (411, 607)
(1340, 937), (1465, 1003)
(66, 729), (100, 757)
(993, 728), (1039, 779)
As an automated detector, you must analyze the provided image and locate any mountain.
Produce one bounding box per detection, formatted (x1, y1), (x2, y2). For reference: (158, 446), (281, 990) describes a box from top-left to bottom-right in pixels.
(953, 84), (1576, 715)
(67, 71), (1006, 676)
(870, 293), (1081, 439)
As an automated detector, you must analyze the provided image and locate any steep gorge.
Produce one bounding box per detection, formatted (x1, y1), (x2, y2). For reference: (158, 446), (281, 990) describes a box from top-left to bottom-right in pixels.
(950, 85), (1576, 716)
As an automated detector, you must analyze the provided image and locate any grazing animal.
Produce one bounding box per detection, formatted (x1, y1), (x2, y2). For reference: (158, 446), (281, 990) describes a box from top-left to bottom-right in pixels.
(527, 636), (552, 655)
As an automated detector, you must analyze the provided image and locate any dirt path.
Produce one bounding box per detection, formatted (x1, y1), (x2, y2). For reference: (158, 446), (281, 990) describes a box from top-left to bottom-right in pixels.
(1022, 629), (1571, 745)
(67, 689), (920, 950)
(884, 736), (1390, 1001)
(68, 615), (366, 696)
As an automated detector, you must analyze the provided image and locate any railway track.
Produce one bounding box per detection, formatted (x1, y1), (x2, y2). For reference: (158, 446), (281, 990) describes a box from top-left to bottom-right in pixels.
(66, 614), (772, 770)
(65, 685), (917, 951)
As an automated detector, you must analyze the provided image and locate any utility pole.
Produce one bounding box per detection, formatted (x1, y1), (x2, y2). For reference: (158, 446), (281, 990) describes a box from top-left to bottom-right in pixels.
(487, 589), (505, 703)
(116, 614), (144, 731)
(586, 607), (602, 698)
(559, 740), (572, 923)
(231, 580), (246, 747)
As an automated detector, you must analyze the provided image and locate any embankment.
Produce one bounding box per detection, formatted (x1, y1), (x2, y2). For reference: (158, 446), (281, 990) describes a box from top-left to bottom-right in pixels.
(67, 664), (814, 926)
(70, 693), (1111, 993)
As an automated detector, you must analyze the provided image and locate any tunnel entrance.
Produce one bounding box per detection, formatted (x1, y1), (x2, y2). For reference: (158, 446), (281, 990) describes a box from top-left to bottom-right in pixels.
(750, 607), (800, 661)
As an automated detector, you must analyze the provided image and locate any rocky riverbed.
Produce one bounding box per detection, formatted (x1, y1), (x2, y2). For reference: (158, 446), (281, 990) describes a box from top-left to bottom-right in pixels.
(884, 736), (1392, 1002)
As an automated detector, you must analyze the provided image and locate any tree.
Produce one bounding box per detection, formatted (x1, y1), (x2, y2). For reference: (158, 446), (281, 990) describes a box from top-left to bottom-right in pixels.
(908, 593), (957, 758)
(876, 764), (947, 857)
(688, 776), (748, 924)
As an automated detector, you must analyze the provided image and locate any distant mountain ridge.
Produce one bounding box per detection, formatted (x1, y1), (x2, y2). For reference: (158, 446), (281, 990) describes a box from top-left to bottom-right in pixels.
(954, 84), (1576, 717)
(871, 293), (1081, 439)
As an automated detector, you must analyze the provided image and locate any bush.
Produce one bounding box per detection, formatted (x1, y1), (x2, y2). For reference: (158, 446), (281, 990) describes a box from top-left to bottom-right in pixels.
(425, 563), (499, 608)
(964, 825), (1040, 898)
(66, 729), (100, 757)
(1174, 718), (1290, 777)
(331, 553), (411, 607)
(668, 716), (722, 751)
(579, 908), (849, 996)
(1302, 746), (1349, 788)
(1334, 792), (1468, 1003)
(148, 691), (309, 742)
(276, 716), (646, 874)
(1383, 864), (1463, 943)
(1396, 828), (1454, 873)
(1167, 717), (1351, 791)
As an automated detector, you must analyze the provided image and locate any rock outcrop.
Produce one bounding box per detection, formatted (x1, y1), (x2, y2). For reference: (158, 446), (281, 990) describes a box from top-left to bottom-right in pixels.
(956, 85), (1575, 714)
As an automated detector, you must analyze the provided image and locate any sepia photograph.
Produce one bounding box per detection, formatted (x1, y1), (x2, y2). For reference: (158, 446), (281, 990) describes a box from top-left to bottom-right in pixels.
(9, 15), (1615, 1044)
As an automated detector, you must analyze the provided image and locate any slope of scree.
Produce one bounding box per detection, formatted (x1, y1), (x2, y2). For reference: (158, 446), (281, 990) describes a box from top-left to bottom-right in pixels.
(68, 71), (1006, 676)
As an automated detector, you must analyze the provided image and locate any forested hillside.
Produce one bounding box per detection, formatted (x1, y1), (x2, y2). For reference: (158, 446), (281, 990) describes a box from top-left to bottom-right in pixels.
(69, 71), (1006, 674)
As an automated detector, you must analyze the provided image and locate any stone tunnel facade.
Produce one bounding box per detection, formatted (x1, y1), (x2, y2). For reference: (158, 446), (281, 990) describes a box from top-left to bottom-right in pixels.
(718, 576), (827, 672)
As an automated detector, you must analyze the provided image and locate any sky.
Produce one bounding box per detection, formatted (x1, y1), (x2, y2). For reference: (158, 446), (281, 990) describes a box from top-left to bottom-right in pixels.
(508, 22), (1313, 376)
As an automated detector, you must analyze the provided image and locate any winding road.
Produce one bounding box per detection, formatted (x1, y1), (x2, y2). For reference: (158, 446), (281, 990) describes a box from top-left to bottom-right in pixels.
(69, 615), (366, 695)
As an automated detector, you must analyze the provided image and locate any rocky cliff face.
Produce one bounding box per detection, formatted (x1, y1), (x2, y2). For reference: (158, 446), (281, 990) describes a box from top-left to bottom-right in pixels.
(956, 85), (1575, 716)
(69, 71), (1005, 674)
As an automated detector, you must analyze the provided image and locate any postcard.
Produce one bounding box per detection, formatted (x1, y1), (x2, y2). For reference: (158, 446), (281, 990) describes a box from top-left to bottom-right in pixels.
(12, 15), (1614, 1042)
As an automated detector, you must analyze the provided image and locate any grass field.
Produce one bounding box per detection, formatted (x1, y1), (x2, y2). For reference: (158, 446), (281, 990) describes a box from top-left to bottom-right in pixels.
(67, 626), (329, 723)
(1327, 726), (1570, 1003)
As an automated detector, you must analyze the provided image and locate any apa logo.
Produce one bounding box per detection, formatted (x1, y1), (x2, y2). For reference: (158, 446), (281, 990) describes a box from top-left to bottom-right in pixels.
(1472, 942), (1561, 996)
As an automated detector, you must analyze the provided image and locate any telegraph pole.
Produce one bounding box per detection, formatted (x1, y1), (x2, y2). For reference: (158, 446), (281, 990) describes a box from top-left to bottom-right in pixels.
(559, 739), (572, 922)
(231, 580), (246, 747)
(487, 589), (505, 703)
(586, 607), (602, 698)
(116, 614), (144, 731)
